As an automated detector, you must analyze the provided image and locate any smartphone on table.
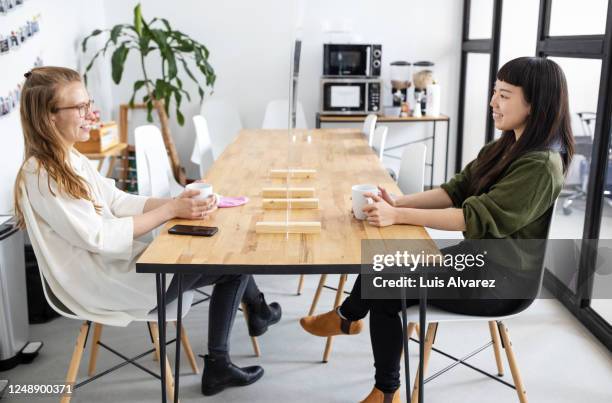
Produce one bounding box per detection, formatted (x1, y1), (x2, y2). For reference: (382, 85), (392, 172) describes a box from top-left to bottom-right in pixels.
(168, 225), (218, 237)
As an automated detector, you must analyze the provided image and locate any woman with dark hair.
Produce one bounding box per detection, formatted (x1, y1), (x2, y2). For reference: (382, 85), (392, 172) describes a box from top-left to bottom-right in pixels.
(301, 57), (574, 402)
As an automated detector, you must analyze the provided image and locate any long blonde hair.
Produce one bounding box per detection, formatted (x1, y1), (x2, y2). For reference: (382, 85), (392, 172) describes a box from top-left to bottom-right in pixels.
(14, 66), (100, 228)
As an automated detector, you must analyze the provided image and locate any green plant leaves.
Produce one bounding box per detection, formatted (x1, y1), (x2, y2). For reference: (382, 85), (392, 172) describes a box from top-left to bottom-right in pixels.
(81, 29), (103, 52)
(111, 44), (130, 84)
(134, 3), (143, 36)
(81, 3), (216, 126)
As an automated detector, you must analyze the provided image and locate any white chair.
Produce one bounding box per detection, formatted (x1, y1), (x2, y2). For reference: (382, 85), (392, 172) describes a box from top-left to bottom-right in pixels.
(190, 115), (215, 178)
(371, 125), (388, 161)
(135, 125), (184, 198)
(262, 99), (308, 129)
(397, 143), (427, 195)
(19, 188), (198, 403)
(201, 99), (243, 160)
(362, 114), (378, 147)
(403, 202), (558, 403)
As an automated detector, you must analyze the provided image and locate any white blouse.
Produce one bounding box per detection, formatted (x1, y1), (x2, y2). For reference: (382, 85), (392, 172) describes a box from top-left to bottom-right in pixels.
(21, 150), (166, 326)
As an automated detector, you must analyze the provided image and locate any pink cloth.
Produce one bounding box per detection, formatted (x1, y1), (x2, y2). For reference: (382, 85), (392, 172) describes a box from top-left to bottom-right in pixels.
(218, 196), (249, 208)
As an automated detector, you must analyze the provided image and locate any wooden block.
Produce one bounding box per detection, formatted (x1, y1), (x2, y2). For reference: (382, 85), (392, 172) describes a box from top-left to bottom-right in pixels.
(262, 187), (316, 198)
(263, 198), (319, 209)
(256, 221), (321, 234)
(270, 169), (316, 179)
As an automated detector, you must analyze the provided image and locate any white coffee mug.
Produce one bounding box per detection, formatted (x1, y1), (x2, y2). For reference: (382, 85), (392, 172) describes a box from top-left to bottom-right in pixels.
(185, 182), (213, 200)
(352, 184), (380, 220)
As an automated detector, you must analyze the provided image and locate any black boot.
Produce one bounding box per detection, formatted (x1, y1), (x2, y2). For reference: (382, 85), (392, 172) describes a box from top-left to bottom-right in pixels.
(200, 354), (264, 396)
(244, 293), (282, 337)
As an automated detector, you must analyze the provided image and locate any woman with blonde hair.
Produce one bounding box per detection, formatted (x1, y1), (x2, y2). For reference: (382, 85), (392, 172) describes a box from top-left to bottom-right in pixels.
(14, 66), (280, 396)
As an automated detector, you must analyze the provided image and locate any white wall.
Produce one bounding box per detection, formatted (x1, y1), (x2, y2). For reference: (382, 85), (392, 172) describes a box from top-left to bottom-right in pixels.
(102, 0), (463, 181)
(0, 0), (111, 214)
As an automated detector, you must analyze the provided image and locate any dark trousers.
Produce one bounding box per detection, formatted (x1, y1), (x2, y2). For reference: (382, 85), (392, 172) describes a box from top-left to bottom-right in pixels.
(161, 274), (261, 357)
(340, 275), (527, 393)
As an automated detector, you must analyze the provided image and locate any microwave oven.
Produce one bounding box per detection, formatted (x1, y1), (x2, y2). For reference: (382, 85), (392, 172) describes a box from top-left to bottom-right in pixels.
(320, 78), (382, 115)
(323, 44), (382, 77)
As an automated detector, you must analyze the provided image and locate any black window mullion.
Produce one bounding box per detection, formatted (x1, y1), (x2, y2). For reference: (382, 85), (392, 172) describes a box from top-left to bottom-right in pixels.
(484, 0), (503, 143)
(455, 0), (502, 173)
(577, 2), (612, 307)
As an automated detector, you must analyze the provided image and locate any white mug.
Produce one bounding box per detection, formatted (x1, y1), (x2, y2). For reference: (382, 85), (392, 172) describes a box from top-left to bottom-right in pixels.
(352, 184), (380, 220)
(185, 182), (213, 200)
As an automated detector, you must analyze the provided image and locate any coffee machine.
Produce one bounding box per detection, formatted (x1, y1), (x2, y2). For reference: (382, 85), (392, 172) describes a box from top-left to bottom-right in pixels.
(390, 61), (412, 107)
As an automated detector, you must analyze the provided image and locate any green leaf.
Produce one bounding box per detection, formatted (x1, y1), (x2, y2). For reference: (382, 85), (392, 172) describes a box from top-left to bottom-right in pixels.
(145, 100), (154, 123)
(111, 44), (130, 84)
(134, 3), (143, 36)
(82, 29), (103, 52)
(176, 107), (185, 126)
(110, 24), (125, 44)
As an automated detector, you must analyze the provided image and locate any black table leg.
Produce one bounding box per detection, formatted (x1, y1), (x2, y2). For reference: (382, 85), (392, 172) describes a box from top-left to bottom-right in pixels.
(174, 274), (183, 403)
(430, 122), (436, 189)
(155, 274), (167, 403)
(418, 285), (427, 403)
(401, 290), (411, 403)
(444, 119), (450, 182)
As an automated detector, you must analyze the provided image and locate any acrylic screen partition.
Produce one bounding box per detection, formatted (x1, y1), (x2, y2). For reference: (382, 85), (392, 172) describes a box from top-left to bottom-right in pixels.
(287, 37), (302, 234)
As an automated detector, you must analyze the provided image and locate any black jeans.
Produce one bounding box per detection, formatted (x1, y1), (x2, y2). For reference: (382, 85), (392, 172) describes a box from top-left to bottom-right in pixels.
(340, 276), (528, 393)
(160, 274), (262, 357)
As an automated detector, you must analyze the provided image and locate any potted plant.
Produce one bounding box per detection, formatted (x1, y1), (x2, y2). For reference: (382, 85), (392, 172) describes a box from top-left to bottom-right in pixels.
(81, 3), (216, 184)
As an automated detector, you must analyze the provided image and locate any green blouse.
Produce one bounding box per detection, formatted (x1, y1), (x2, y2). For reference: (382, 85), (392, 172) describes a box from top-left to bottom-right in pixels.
(440, 142), (564, 240)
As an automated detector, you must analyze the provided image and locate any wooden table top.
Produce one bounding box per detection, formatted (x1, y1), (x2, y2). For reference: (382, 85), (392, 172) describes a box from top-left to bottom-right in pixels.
(136, 129), (436, 274)
(319, 114), (449, 123)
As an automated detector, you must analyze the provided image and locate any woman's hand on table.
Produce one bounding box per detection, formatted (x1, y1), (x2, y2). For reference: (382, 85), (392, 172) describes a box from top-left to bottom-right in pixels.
(171, 190), (218, 220)
(362, 192), (398, 227)
(377, 186), (396, 207)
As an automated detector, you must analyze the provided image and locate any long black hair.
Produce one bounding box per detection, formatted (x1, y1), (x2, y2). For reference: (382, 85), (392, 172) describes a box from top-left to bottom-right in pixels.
(470, 57), (574, 195)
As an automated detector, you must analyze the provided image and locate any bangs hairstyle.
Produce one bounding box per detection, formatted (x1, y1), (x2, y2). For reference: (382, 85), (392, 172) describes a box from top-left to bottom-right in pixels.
(470, 57), (575, 195)
(13, 66), (100, 228)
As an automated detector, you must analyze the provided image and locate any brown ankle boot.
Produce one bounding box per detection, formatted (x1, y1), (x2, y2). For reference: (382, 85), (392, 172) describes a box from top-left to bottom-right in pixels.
(360, 386), (400, 403)
(299, 308), (363, 337)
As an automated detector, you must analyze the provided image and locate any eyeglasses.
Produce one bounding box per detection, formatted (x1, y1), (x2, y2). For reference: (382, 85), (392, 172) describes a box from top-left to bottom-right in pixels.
(53, 99), (94, 118)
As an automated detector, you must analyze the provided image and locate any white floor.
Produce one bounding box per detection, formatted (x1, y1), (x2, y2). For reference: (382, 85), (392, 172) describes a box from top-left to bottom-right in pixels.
(3, 274), (612, 403)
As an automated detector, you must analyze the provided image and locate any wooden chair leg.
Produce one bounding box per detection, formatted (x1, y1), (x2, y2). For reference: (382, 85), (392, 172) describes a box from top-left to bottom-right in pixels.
(147, 322), (161, 362)
(488, 321), (504, 376)
(150, 322), (177, 403)
(60, 321), (90, 403)
(240, 303), (261, 357)
(173, 322), (199, 374)
(400, 322), (416, 360)
(87, 323), (103, 377)
(498, 321), (528, 403)
(297, 274), (305, 295)
(322, 274), (347, 363)
(411, 323), (438, 403)
(308, 274), (328, 315)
